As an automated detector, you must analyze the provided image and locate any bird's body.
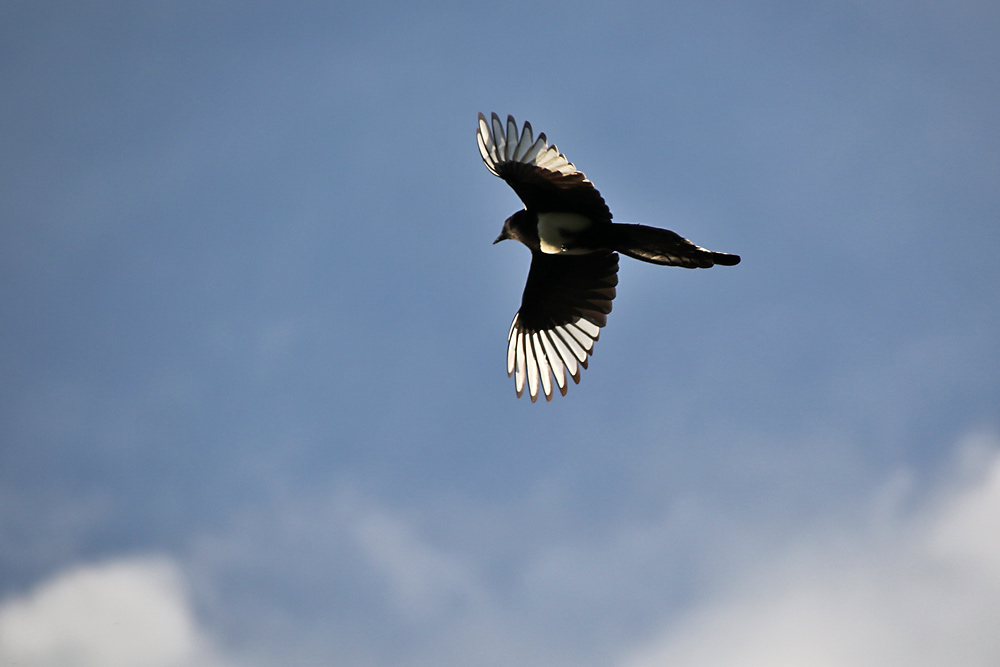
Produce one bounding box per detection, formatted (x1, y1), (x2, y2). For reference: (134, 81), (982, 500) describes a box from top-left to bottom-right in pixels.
(479, 113), (739, 402)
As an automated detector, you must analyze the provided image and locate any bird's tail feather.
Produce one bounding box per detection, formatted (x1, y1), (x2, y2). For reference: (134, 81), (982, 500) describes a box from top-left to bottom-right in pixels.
(609, 223), (740, 268)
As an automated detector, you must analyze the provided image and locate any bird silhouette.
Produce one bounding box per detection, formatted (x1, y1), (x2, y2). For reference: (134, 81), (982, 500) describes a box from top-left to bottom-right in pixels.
(479, 113), (740, 402)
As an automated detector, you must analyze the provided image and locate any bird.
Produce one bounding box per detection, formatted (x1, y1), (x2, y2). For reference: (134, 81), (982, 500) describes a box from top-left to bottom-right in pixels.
(478, 112), (740, 402)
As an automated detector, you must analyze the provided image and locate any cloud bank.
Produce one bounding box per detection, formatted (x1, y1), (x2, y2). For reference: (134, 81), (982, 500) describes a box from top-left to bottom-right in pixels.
(3, 435), (998, 666)
(0, 557), (228, 667)
(620, 432), (1000, 667)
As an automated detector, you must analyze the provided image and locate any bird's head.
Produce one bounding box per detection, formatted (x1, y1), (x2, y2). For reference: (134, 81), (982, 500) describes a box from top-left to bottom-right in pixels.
(493, 222), (512, 245)
(494, 210), (534, 246)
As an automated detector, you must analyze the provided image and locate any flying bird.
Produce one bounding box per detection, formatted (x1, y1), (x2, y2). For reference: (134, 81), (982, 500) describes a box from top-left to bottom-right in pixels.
(478, 112), (740, 402)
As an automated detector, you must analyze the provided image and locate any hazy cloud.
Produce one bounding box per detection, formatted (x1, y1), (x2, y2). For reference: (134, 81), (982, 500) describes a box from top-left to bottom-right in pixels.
(0, 557), (230, 667)
(619, 433), (1000, 667)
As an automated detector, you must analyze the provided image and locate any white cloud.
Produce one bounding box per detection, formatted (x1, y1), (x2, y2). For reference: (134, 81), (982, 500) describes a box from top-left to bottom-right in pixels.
(619, 432), (1000, 667)
(42, 435), (990, 667)
(0, 556), (231, 667)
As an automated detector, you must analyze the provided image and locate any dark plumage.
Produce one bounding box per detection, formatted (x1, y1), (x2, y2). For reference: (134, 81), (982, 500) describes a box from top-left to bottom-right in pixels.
(479, 113), (740, 401)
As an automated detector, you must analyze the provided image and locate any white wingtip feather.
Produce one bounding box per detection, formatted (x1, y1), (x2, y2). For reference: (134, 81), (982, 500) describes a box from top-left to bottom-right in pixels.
(565, 322), (596, 352)
(506, 316), (518, 376)
(505, 115), (519, 161)
(524, 332), (539, 402)
(532, 333), (553, 401)
(514, 331), (526, 396)
(573, 318), (601, 339)
(540, 332), (566, 394)
(491, 113), (506, 165)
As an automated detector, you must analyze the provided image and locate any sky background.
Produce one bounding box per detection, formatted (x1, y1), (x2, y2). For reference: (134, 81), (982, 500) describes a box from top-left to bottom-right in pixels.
(1, 2), (999, 665)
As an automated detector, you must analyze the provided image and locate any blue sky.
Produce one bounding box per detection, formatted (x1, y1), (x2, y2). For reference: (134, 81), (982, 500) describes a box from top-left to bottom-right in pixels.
(2, 2), (999, 665)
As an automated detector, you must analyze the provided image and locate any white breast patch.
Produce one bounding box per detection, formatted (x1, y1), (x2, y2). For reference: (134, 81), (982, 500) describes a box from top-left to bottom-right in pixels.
(537, 212), (593, 254)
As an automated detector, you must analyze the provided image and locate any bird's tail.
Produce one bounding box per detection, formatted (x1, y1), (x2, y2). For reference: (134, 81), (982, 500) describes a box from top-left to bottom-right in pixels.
(609, 223), (740, 268)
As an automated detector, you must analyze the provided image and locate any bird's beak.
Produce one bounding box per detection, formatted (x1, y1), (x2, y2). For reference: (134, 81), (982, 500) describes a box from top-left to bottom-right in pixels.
(493, 234), (504, 245)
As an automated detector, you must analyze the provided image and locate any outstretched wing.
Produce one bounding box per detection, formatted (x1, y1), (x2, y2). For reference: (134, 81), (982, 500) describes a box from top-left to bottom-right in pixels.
(477, 112), (612, 220)
(506, 250), (619, 402)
